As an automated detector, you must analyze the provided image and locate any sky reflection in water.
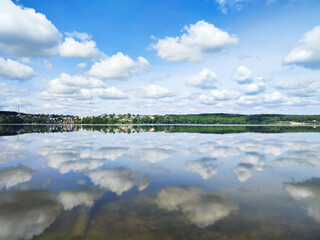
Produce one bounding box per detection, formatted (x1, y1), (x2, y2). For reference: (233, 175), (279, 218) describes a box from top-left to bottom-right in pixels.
(0, 127), (320, 239)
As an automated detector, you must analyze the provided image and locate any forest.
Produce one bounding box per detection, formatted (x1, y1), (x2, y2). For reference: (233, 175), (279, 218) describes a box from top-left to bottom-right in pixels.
(1, 111), (320, 125)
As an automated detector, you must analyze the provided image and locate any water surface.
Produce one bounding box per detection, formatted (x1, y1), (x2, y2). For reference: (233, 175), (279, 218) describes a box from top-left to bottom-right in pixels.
(0, 125), (320, 239)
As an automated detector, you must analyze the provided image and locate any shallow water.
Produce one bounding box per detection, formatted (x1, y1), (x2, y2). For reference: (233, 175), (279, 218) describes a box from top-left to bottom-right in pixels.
(0, 125), (320, 239)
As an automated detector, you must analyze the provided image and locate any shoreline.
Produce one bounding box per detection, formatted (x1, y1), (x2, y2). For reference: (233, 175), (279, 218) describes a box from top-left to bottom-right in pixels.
(1, 123), (319, 127)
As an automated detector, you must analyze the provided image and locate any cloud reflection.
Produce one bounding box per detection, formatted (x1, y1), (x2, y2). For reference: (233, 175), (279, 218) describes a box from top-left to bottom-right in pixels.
(58, 187), (103, 210)
(275, 150), (320, 168)
(37, 145), (128, 174)
(0, 190), (60, 240)
(284, 178), (320, 222)
(86, 167), (150, 196)
(184, 157), (218, 179)
(136, 148), (175, 163)
(233, 152), (266, 182)
(0, 166), (35, 190)
(155, 186), (238, 228)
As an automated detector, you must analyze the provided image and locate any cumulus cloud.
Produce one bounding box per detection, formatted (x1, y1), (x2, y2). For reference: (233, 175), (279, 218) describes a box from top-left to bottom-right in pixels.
(0, 0), (61, 57)
(137, 84), (175, 99)
(0, 190), (60, 240)
(86, 167), (150, 195)
(88, 52), (150, 79)
(284, 26), (320, 69)
(239, 77), (265, 95)
(90, 87), (128, 99)
(284, 178), (320, 222)
(151, 20), (238, 62)
(38, 73), (127, 100)
(233, 65), (253, 84)
(4, 97), (31, 107)
(185, 68), (218, 89)
(0, 83), (26, 97)
(155, 186), (238, 227)
(199, 89), (240, 104)
(58, 187), (103, 210)
(275, 79), (320, 98)
(136, 148), (175, 163)
(0, 166), (35, 190)
(236, 91), (288, 106)
(59, 31), (103, 59)
(184, 157), (218, 179)
(0, 58), (35, 80)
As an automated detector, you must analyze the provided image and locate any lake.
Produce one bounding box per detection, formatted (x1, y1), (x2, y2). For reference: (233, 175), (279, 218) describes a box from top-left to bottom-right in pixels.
(1, 125), (320, 240)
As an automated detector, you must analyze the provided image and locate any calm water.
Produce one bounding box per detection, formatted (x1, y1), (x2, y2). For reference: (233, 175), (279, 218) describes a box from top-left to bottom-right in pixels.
(1, 125), (320, 240)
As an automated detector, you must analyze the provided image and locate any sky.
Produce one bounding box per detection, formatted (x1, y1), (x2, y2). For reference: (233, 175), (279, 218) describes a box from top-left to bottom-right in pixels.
(0, 0), (320, 116)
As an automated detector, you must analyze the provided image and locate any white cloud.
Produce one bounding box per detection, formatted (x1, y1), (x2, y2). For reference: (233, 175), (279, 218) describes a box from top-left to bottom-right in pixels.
(237, 91), (288, 106)
(86, 167), (150, 195)
(65, 31), (91, 41)
(184, 157), (218, 179)
(91, 87), (128, 99)
(0, 166), (35, 190)
(58, 187), (102, 210)
(233, 66), (266, 95)
(155, 186), (238, 227)
(136, 148), (175, 163)
(38, 73), (127, 100)
(275, 79), (320, 97)
(59, 32), (103, 59)
(215, 0), (250, 14)
(52, 73), (105, 89)
(0, 190), (60, 240)
(88, 52), (150, 79)
(0, 83), (24, 96)
(199, 89), (240, 104)
(43, 59), (52, 69)
(77, 62), (87, 68)
(137, 84), (175, 99)
(0, 58), (35, 80)
(3, 97), (30, 107)
(185, 68), (217, 89)
(0, 0), (61, 57)
(284, 26), (320, 69)
(233, 65), (253, 84)
(152, 20), (238, 62)
(239, 79), (265, 95)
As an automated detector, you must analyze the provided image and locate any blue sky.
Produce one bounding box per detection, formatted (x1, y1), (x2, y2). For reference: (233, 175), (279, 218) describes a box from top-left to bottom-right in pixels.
(0, 0), (320, 115)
